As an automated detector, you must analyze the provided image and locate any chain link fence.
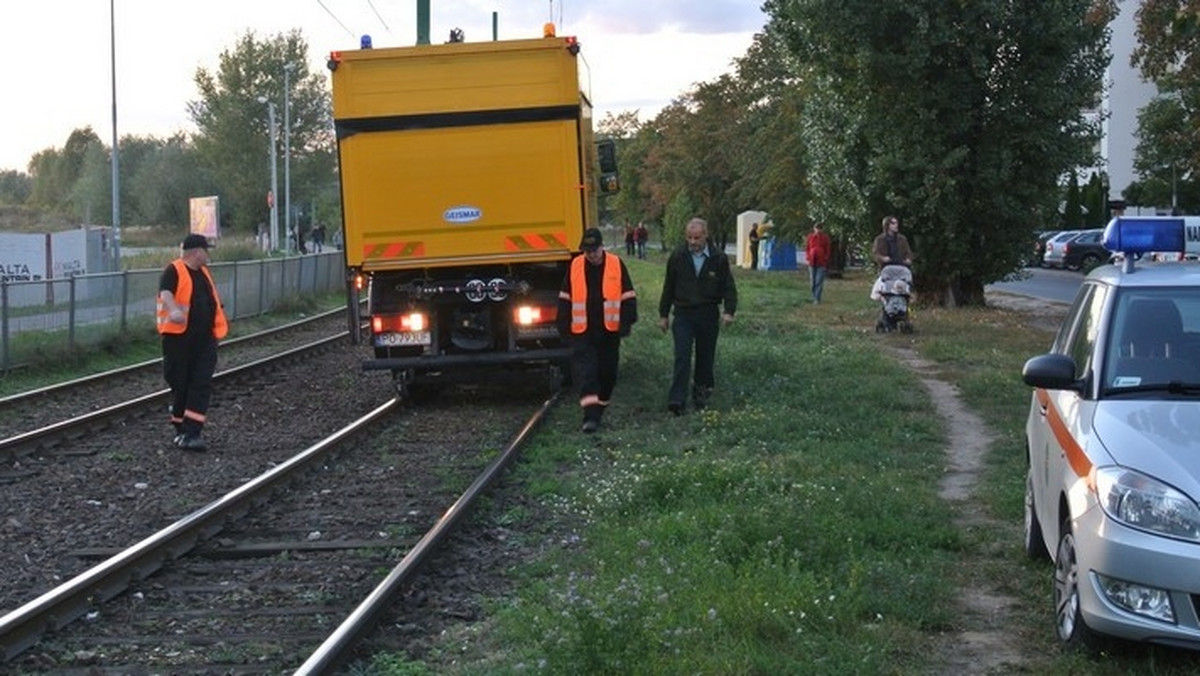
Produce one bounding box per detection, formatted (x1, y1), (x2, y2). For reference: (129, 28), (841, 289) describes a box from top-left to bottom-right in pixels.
(1, 252), (345, 370)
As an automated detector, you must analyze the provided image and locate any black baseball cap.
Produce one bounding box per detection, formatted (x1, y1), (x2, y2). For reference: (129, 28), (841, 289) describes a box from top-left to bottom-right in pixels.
(182, 234), (211, 250)
(579, 227), (603, 251)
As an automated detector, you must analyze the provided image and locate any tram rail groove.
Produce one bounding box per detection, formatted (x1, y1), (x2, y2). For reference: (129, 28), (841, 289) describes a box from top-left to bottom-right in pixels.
(0, 332), (351, 464)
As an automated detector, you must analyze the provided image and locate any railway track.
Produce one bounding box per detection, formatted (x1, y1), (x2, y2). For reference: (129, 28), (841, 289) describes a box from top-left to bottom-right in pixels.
(0, 307), (355, 446)
(2, 382), (558, 673)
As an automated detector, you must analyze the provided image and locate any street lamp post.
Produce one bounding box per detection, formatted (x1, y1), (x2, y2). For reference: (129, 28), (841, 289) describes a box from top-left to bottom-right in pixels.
(109, 0), (122, 264)
(257, 96), (279, 253)
(283, 62), (295, 253)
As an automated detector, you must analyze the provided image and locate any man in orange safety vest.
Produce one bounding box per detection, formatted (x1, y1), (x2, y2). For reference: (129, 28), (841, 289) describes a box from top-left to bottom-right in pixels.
(557, 227), (638, 433)
(157, 233), (228, 451)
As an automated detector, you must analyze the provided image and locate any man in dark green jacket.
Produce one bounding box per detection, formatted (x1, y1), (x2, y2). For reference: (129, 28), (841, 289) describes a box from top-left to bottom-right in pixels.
(658, 218), (738, 414)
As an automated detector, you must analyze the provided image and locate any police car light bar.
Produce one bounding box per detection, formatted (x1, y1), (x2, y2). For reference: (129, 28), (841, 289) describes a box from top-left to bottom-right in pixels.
(1103, 216), (1200, 271)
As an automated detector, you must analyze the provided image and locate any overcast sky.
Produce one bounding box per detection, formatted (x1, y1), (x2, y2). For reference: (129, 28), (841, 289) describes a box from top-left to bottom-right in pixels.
(0, 1), (767, 174)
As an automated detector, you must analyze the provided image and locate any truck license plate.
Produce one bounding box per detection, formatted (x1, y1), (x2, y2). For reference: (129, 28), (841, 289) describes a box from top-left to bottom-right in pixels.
(376, 331), (431, 347)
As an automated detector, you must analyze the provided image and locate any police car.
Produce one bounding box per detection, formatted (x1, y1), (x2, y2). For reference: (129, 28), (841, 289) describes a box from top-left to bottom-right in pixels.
(1023, 216), (1200, 650)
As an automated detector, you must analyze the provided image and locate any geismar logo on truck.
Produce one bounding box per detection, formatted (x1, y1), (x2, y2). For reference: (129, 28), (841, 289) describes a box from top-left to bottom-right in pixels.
(443, 206), (482, 223)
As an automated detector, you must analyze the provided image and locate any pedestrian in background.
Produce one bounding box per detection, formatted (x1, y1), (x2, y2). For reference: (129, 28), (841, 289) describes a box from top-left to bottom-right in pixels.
(805, 222), (832, 303)
(635, 222), (649, 259)
(748, 222), (762, 270)
(624, 223), (636, 256)
(157, 234), (228, 451)
(872, 215), (913, 268)
(658, 218), (737, 414)
(558, 227), (638, 433)
(311, 224), (326, 253)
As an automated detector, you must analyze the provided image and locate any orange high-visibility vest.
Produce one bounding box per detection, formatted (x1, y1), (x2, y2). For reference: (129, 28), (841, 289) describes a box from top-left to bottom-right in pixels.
(565, 253), (628, 334)
(156, 259), (229, 339)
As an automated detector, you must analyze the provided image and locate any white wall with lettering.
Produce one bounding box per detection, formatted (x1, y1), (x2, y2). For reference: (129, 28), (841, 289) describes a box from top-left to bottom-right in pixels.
(0, 232), (47, 282)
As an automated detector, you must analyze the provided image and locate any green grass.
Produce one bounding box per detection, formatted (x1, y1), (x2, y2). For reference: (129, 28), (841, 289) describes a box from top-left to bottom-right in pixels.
(378, 253), (1200, 675)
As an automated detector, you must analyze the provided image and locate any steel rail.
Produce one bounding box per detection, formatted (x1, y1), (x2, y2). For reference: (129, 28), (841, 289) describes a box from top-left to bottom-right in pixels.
(295, 389), (561, 674)
(0, 332), (350, 462)
(0, 397), (401, 662)
(0, 305), (348, 408)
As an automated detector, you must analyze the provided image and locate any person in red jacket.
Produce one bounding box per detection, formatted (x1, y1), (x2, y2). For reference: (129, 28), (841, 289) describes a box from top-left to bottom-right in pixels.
(805, 222), (832, 304)
(157, 234), (228, 451)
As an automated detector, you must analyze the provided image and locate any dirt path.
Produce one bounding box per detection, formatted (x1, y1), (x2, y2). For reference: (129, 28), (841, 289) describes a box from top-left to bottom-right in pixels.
(888, 346), (1030, 673)
(880, 292), (1071, 673)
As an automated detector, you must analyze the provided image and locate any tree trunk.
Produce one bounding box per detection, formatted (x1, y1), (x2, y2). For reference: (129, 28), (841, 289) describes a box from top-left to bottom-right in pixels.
(915, 275), (987, 308)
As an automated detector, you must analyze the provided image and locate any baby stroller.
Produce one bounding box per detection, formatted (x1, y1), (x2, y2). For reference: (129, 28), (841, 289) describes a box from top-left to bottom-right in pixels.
(871, 265), (913, 334)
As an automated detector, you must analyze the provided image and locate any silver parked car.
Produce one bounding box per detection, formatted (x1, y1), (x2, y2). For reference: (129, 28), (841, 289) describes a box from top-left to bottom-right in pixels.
(1023, 216), (1200, 650)
(1041, 229), (1087, 269)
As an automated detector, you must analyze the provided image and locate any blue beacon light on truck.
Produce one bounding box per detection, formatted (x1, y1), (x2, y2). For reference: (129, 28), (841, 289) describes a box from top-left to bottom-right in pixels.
(1103, 216), (1200, 271)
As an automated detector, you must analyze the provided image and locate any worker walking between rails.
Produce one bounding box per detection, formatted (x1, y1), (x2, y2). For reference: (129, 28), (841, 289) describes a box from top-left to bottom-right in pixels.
(659, 217), (738, 415)
(157, 234), (228, 451)
(558, 227), (638, 433)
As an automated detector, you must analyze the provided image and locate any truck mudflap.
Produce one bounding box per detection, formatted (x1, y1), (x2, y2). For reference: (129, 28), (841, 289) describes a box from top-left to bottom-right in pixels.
(362, 346), (573, 371)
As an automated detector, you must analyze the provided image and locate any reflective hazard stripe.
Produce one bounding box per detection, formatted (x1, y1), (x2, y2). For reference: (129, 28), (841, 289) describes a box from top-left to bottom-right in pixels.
(363, 241), (426, 259)
(505, 232), (568, 251)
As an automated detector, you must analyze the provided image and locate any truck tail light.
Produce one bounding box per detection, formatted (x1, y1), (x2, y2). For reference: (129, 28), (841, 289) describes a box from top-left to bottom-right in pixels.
(373, 312), (427, 334)
(513, 305), (556, 326)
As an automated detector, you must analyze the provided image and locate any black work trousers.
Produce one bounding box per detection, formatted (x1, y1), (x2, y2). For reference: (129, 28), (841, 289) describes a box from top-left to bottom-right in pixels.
(574, 331), (621, 422)
(162, 333), (218, 436)
(669, 304), (720, 407)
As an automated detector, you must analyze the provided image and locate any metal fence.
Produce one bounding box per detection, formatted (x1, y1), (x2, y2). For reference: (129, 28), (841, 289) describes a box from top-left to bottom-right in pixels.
(1, 251), (345, 370)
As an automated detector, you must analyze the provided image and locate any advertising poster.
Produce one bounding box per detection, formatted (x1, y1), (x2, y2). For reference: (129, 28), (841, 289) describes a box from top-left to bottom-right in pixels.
(190, 196), (220, 240)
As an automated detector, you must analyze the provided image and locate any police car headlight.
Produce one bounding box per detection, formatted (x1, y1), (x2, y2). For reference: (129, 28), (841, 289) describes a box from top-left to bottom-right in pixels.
(1095, 467), (1200, 541)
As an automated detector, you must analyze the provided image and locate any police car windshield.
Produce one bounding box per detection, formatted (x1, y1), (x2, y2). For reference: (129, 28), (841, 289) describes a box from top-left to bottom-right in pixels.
(1103, 289), (1200, 396)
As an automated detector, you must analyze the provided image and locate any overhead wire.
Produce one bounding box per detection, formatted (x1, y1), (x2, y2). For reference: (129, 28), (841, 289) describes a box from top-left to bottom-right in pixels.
(365, 0), (391, 34)
(315, 0), (357, 39)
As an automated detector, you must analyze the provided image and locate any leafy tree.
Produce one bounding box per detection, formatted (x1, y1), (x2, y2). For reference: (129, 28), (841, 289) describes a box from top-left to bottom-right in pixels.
(27, 127), (104, 213)
(70, 141), (111, 224)
(662, 190), (697, 250)
(1132, 89), (1196, 213)
(0, 170), (31, 205)
(1062, 172), (1084, 229)
(1132, 1), (1200, 175)
(189, 30), (334, 236)
(597, 110), (651, 227)
(764, 0), (1113, 306)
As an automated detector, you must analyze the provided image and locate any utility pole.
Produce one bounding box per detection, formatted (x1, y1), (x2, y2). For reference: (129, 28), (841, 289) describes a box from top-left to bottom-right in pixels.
(283, 62), (295, 254)
(417, 0), (430, 45)
(109, 0), (122, 264)
(258, 97), (279, 253)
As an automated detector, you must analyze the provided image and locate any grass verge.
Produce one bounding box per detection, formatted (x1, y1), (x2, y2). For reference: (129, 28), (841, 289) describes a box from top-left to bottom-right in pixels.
(386, 255), (1200, 675)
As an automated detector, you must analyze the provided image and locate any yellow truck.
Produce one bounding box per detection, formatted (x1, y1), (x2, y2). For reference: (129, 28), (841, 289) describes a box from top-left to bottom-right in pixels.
(328, 25), (617, 395)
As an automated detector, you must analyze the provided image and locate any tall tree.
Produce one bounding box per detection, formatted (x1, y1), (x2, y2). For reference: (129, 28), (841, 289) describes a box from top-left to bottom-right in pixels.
(189, 30), (334, 236)
(765, 0), (1113, 306)
(0, 170), (31, 205)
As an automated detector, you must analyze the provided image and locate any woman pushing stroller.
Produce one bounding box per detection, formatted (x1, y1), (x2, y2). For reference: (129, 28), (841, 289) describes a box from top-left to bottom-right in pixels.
(872, 215), (913, 269)
(871, 215), (915, 333)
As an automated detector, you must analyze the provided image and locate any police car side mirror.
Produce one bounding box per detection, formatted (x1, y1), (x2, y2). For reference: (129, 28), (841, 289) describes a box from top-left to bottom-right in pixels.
(1022, 354), (1085, 392)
